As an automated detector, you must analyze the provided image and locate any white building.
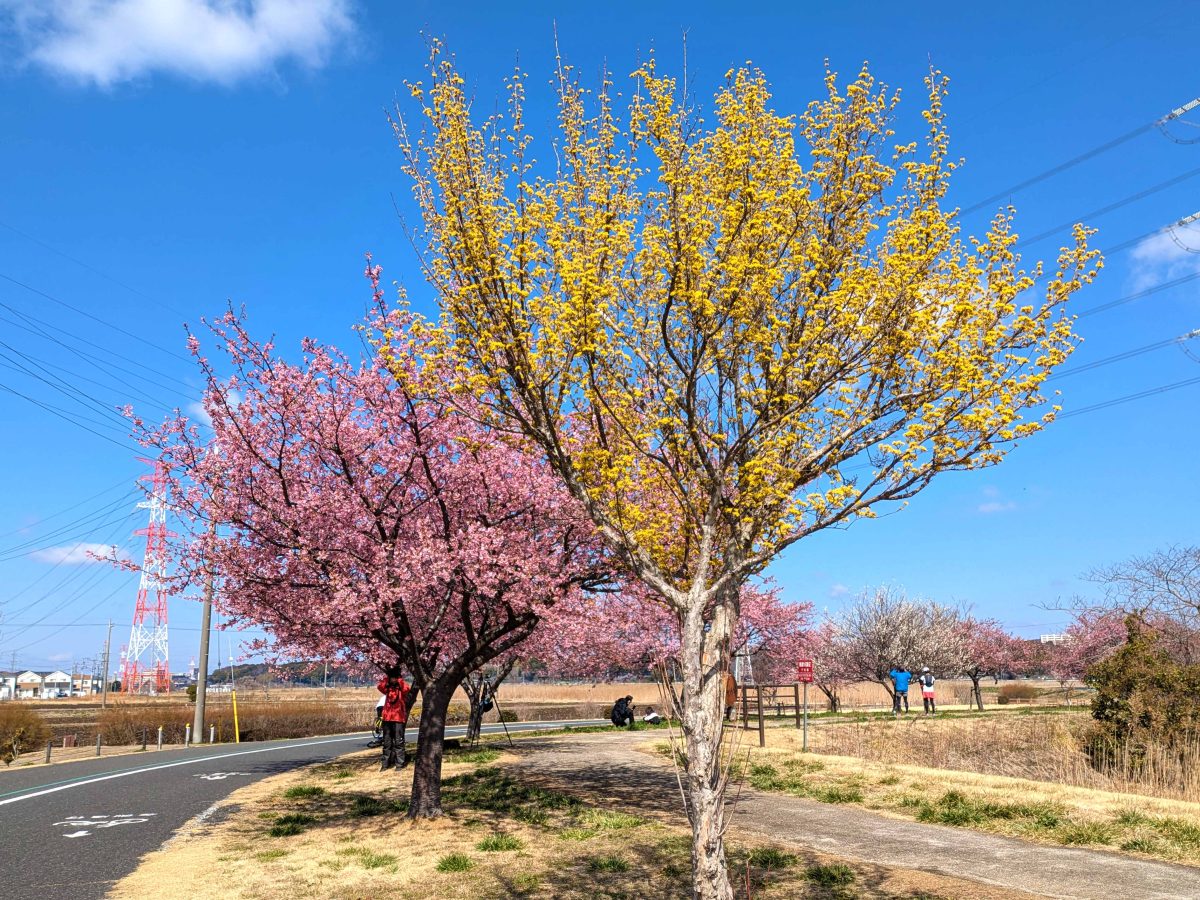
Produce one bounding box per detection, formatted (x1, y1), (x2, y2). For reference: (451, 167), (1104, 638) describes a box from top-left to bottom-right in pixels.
(0, 672), (15, 700)
(1040, 634), (1067, 645)
(14, 670), (73, 698)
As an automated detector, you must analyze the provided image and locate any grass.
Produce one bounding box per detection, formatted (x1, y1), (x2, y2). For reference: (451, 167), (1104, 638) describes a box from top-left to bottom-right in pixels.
(579, 808), (645, 830)
(444, 747), (501, 764)
(806, 863), (857, 887)
(435, 852), (475, 873)
(746, 847), (798, 869)
(253, 849), (289, 862)
(476, 834), (524, 852)
(586, 854), (630, 873)
(283, 785), (326, 799)
(267, 812), (316, 837)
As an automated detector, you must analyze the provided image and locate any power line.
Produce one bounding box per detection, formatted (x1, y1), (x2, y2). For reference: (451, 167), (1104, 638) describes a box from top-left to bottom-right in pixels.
(0, 219), (192, 319)
(961, 95), (1199, 216)
(0, 303), (195, 394)
(1015, 166), (1200, 249)
(0, 474), (134, 540)
(0, 380), (135, 450)
(0, 493), (139, 559)
(0, 271), (191, 363)
(1077, 269), (1200, 318)
(1059, 373), (1200, 419)
(1048, 329), (1200, 381)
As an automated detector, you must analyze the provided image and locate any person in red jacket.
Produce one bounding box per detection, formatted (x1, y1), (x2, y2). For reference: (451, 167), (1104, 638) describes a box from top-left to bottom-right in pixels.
(376, 669), (415, 771)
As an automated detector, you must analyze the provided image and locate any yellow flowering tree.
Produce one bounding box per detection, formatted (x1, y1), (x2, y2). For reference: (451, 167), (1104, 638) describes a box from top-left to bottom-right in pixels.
(391, 47), (1099, 899)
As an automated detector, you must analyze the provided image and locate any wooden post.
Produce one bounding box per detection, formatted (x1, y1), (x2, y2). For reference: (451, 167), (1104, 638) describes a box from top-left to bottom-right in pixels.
(756, 688), (765, 748)
(793, 683), (801, 729)
(741, 684), (749, 730)
(44, 741), (52, 764)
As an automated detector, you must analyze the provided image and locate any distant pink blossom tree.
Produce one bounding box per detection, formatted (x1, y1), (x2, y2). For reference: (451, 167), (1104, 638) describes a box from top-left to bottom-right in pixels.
(959, 618), (1022, 710)
(134, 303), (610, 817)
(1047, 610), (1126, 705)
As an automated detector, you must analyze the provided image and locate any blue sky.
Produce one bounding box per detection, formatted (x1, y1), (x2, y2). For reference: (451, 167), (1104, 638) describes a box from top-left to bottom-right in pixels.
(1, 1), (1198, 674)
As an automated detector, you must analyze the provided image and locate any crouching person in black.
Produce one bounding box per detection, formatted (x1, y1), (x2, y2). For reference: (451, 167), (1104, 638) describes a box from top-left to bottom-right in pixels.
(611, 694), (635, 728)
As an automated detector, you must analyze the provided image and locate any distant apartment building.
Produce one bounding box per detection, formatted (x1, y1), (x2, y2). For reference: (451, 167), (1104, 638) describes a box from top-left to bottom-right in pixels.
(1040, 633), (1068, 645)
(13, 670), (73, 698)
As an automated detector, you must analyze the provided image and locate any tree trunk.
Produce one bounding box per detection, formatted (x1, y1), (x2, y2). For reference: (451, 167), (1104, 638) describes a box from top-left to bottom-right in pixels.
(677, 598), (735, 900)
(971, 674), (984, 711)
(408, 678), (455, 818)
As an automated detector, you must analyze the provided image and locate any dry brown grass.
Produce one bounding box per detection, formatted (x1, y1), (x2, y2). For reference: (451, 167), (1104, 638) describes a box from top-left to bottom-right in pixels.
(111, 744), (1027, 899)
(706, 718), (1200, 867)
(803, 710), (1200, 803)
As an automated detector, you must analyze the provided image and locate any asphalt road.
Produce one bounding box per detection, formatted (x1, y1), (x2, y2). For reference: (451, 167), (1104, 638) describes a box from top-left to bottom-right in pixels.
(0, 719), (605, 900)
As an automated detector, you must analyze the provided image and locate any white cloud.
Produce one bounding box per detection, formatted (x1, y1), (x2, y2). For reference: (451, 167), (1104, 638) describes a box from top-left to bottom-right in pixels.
(30, 542), (123, 564)
(828, 583), (849, 599)
(1129, 223), (1200, 290)
(1, 0), (354, 87)
(977, 500), (1017, 514)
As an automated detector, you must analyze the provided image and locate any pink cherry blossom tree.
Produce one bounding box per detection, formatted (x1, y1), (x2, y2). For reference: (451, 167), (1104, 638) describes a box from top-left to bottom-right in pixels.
(1046, 610), (1126, 705)
(959, 618), (1022, 710)
(133, 300), (610, 817)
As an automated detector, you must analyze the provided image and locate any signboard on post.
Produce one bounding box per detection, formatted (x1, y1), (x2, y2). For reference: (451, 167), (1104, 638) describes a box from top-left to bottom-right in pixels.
(796, 659), (814, 752)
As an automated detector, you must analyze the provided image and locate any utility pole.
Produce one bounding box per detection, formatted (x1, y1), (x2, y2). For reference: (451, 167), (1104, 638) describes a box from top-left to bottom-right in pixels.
(192, 547), (214, 742)
(323, 659), (328, 701)
(101, 620), (114, 708)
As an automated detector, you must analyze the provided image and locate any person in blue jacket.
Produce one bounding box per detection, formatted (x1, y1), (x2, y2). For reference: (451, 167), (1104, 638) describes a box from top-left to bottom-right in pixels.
(888, 666), (912, 716)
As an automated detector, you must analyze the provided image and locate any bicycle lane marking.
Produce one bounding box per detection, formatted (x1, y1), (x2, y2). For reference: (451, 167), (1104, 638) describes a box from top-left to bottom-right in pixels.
(0, 734), (368, 806)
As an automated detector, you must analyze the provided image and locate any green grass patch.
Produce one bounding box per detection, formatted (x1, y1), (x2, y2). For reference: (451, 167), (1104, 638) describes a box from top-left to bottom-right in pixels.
(580, 808), (644, 830)
(914, 790), (1063, 829)
(476, 834), (524, 852)
(1150, 816), (1200, 848)
(805, 863), (856, 887)
(359, 851), (399, 870)
(1121, 836), (1162, 853)
(330, 769), (355, 779)
(510, 873), (542, 893)
(443, 766), (579, 824)
(811, 785), (864, 804)
(435, 852), (475, 873)
(283, 785), (326, 800)
(586, 854), (631, 873)
(445, 747), (501, 764)
(253, 849), (289, 862)
(268, 812), (316, 837)
(1115, 809), (1150, 827)
(877, 773), (901, 786)
(1058, 822), (1115, 845)
(746, 847), (798, 869)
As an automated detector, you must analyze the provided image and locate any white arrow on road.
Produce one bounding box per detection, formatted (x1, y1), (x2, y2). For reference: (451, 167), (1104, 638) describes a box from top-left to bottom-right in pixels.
(63, 831), (90, 838)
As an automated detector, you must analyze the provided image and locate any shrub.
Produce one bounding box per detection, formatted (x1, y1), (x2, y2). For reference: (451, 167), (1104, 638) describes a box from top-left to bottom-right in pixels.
(186, 684), (198, 703)
(498, 710), (519, 723)
(1087, 619), (1200, 760)
(0, 705), (51, 764)
(996, 683), (1041, 705)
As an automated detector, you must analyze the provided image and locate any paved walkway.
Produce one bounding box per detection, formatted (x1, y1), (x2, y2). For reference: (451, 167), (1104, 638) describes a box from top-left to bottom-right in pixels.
(507, 732), (1200, 900)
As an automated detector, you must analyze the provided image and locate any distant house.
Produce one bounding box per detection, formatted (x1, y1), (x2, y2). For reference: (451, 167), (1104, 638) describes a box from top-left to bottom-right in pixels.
(0, 671), (15, 700)
(71, 673), (96, 696)
(16, 671), (43, 698)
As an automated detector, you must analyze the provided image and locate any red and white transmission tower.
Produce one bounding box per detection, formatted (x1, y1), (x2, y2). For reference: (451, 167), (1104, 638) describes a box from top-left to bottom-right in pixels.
(121, 460), (173, 694)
